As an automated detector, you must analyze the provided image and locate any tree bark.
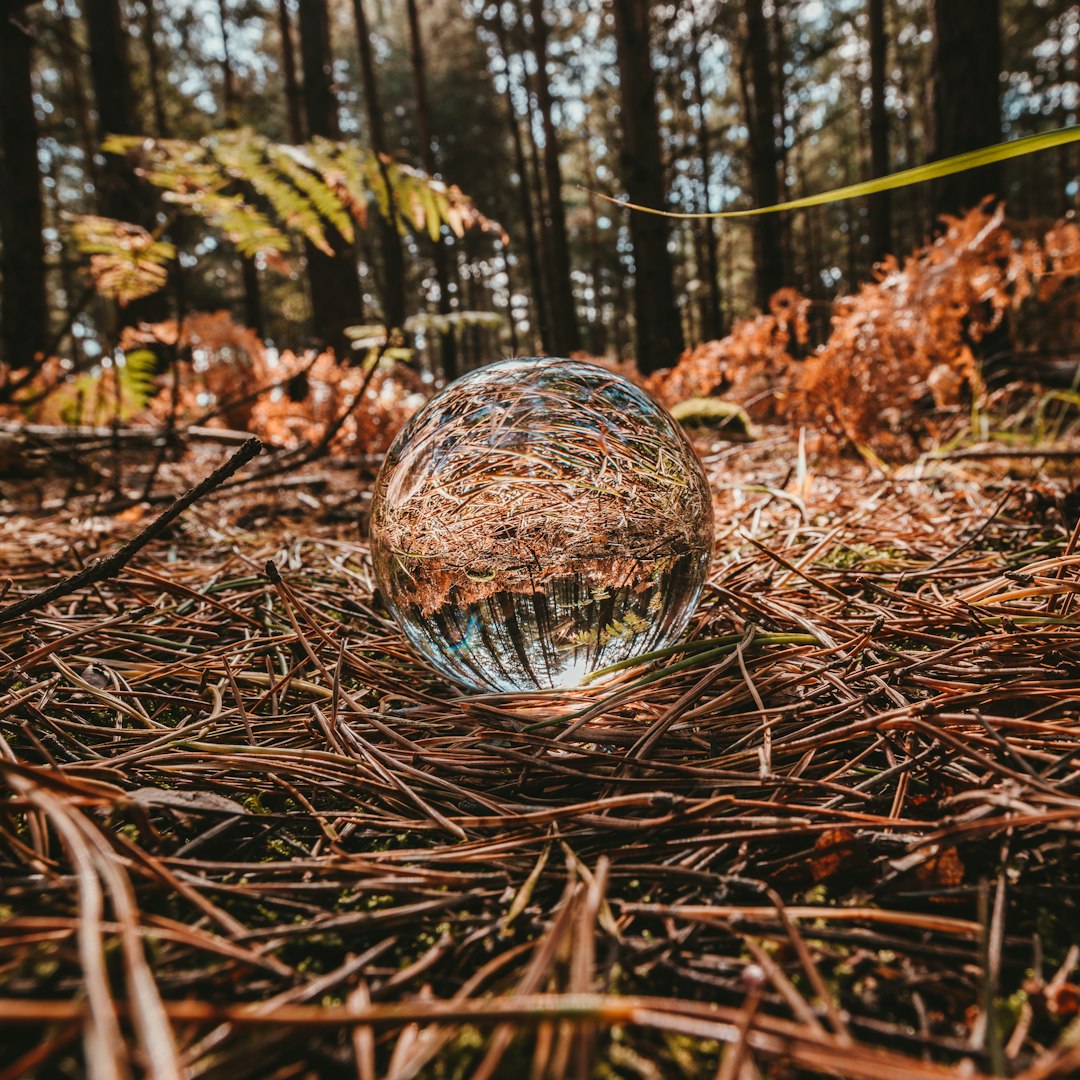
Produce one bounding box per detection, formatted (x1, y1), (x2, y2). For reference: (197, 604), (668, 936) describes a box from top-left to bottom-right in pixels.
(867, 0), (891, 263)
(929, 0), (1002, 220)
(84, 0), (143, 222)
(741, 0), (783, 310)
(217, 0), (264, 338)
(0, 2), (48, 373)
(582, 120), (608, 357)
(142, 0), (169, 138)
(352, 0), (408, 333)
(527, 0), (580, 355)
(296, 0), (364, 358)
(690, 26), (722, 341)
(84, 0), (169, 328)
(491, 8), (550, 353)
(277, 0), (304, 143)
(611, 0), (684, 371)
(405, 0), (456, 380)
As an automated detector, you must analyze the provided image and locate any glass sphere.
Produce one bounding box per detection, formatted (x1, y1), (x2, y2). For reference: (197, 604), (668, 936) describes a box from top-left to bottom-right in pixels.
(369, 357), (713, 693)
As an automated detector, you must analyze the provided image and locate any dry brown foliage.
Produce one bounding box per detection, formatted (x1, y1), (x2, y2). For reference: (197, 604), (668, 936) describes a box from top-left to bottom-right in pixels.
(650, 207), (1080, 458)
(130, 311), (426, 453)
(645, 288), (811, 420)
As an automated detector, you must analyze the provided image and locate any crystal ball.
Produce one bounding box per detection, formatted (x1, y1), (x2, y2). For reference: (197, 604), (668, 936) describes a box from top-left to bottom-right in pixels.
(369, 357), (714, 693)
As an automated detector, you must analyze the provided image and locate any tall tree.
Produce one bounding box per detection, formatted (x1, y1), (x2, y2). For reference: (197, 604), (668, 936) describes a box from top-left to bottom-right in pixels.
(611, 0), (684, 370)
(690, 20), (722, 341)
(84, 0), (144, 224)
(141, 0), (169, 137)
(217, 0), (264, 337)
(277, 0), (304, 143)
(527, 0), (580, 355)
(741, 0), (783, 310)
(929, 0), (1003, 220)
(867, 0), (891, 262)
(297, 0), (364, 357)
(405, 0), (456, 379)
(0, 1), (47, 372)
(352, 0), (408, 333)
(490, 8), (550, 353)
(84, 0), (169, 329)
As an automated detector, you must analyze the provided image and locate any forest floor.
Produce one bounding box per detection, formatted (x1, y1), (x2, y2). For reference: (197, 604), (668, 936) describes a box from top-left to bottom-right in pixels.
(2, 429), (1080, 1079)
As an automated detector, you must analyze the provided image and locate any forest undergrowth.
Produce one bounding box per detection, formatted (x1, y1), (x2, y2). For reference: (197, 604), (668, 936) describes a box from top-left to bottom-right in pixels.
(2, 421), (1080, 1078)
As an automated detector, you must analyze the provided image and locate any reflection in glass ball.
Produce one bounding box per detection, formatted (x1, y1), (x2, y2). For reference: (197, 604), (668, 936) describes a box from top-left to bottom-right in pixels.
(369, 357), (714, 693)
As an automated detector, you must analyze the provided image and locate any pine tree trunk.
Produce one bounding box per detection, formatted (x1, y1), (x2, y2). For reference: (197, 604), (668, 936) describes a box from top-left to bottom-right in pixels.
(582, 122), (608, 357)
(491, 7), (550, 354)
(217, 0), (264, 339)
(0, 2), (47, 374)
(742, 0), (783, 311)
(84, 0), (144, 223)
(56, 7), (99, 192)
(690, 29), (722, 342)
(867, 0), (891, 263)
(84, 0), (169, 329)
(277, 0), (304, 143)
(522, 62), (556, 349)
(297, 0), (364, 358)
(405, 0), (456, 381)
(143, 0), (169, 137)
(929, 0), (1002, 220)
(143, 0), (192, 339)
(611, 0), (684, 372)
(770, 0), (794, 285)
(352, 0), (408, 333)
(527, 0), (580, 355)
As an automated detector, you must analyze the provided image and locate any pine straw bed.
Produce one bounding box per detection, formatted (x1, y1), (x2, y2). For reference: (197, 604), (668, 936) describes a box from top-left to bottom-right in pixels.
(1, 432), (1079, 1080)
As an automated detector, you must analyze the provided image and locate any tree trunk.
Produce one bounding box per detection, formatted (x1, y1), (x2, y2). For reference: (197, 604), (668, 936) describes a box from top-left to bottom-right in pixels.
(297, 0), (364, 358)
(56, 7), (98, 192)
(84, 0), (143, 223)
(690, 27), (722, 341)
(929, 0), (1002, 220)
(217, 0), (264, 338)
(405, 0), (456, 380)
(770, 0), (794, 286)
(0, 3), (47, 373)
(84, 0), (169, 329)
(352, 0), (408, 333)
(522, 61), (556, 349)
(527, 0), (580, 355)
(867, 0), (891, 263)
(142, 0), (169, 138)
(277, 0), (304, 143)
(611, 0), (684, 372)
(741, 0), (783, 310)
(491, 7), (550, 353)
(582, 121), (608, 357)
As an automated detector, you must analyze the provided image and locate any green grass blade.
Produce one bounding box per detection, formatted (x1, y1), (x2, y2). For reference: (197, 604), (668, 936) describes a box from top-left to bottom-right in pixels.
(590, 125), (1080, 221)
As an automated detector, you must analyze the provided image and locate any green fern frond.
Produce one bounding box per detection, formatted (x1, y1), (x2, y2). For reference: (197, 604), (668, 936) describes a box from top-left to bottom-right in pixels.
(312, 140), (369, 227)
(72, 215), (176, 305)
(212, 131), (333, 255)
(270, 144), (356, 244)
(90, 128), (502, 305)
(118, 349), (158, 409)
(52, 350), (159, 428)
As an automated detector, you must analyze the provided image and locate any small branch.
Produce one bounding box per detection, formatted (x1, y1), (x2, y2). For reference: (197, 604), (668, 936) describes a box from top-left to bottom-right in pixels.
(934, 447), (1080, 461)
(0, 437), (263, 624)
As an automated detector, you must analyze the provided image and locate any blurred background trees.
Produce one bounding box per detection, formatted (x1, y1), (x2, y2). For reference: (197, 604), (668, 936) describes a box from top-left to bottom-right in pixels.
(0, 0), (1077, 386)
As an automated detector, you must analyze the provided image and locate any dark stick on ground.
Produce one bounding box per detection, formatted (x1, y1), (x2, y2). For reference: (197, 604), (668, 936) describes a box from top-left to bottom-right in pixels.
(0, 436), (263, 624)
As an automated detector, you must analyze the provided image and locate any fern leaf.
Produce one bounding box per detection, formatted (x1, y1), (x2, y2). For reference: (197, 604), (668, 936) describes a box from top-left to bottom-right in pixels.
(270, 144), (355, 244)
(211, 130), (333, 255)
(72, 216), (176, 305)
(97, 130), (505, 280)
